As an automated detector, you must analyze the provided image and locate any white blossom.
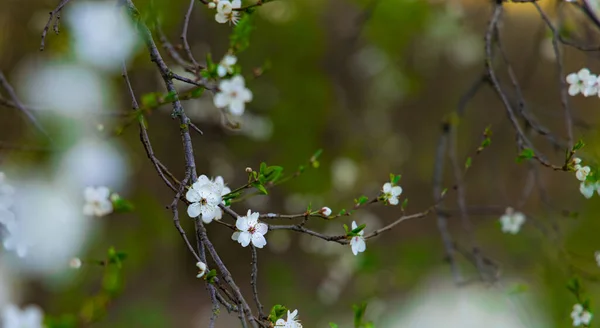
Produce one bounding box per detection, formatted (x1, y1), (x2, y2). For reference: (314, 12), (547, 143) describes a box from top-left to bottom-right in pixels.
(349, 221), (366, 256)
(215, 0), (241, 25)
(320, 207), (332, 216)
(275, 309), (303, 328)
(499, 207), (525, 234)
(232, 210), (268, 248)
(382, 182), (402, 205)
(186, 175), (223, 223)
(83, 186), (113, 217)
(580, 182), (595, 199)
(567, 68), (594, 96)
(217, 54), (237, 77)
(1, 304), (44, 328)
(69, 257), (82, 269)
(213, 75), (253, 116)
(208, 0), (219, 8)
(212, 176), (231, 221)
(571, 303), (593, 326)
(196, 261), (207, 278)
(576, 166), (591, 182)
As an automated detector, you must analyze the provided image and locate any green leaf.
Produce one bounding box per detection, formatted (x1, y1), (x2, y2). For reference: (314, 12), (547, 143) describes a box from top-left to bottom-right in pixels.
(259, 162), (267, 174)
(343, 224), (349, 234)
(329, 323), (339, 328)
(252, 182), (268, 195)
(141, 92), (160, 108)
(392, 174), (401, 185)
(567, 277), (582, 296)
(401, 198), (408, 211)
(353, 302), (368, 328)
(516, 148), (534, 163)
(222, 191), (241, 202)
(573, 139), (585, 151)
(163, 90), (178, 103)
(339, 209), (347, 216)
(355, 196), (369, 206)
(229, 14), (254, 53)
(190, 87), (205, 98)
(349, 224), (366, 236)
(465, 157), (472, 170)
(205, 269), (217, 283)
(112, 197), (134, 213)
(311, 149), (323, 162)
(268, 305), (288, 323)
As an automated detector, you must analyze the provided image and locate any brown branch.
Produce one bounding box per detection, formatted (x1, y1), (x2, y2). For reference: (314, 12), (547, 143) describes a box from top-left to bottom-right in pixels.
(40, 0), (72, 51)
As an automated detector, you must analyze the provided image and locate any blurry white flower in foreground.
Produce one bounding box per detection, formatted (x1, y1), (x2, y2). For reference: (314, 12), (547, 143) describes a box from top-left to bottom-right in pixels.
(83, 186), (113, 217)
(7, 179), (92, 276)
(1, 304), (44, 328)
(275, 309), (303, 328)
(217, 54), (237, 77)
(571, 303), (593, 327)
(56, 138), (130, 193)
(499, 207), (525, 234)
(331, 158), (359, 191)
(66, 0), (138, 71)
(385, 277), (548, 328)
(232, 210), (268, 248)
(19, 62), (107, 116)
(0, 173), (15, 209)
(580, 182), (596, 199)
(213, 75), (252, 116)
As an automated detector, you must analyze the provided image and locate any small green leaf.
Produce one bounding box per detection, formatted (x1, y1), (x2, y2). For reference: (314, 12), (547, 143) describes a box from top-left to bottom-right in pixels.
(567, 277), (581, 296)
(112, 197), (134, 213)
(465, 157), (472, 169)
(339, 209), (347, 216)
(141, 92), (160, 107)
(516, 148), (534, 163)
(441, 188), (448, 198)
(401, 198), (408, 211)
(349, 224), (366, 236)
(205, 269), (217, 283)
(268, 305), (288, 323)
(329, 323), (339, 328)
(392, 174), (401, 185)
(343, 224), (349, 234)
(353, 302), (368, 328)
(355, 196), (369, 206)
(573, 139), (585, 151)
(163, 90), (178, 103)
(252, 182), (268, 195)
(190, 87), (205, 98)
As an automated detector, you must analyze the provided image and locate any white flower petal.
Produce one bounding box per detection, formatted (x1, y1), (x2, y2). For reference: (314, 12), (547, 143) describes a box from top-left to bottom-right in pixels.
(187, 203), (202, 218)
(238, 231), (251, 247)
(228, 99), (246, 116)
(186, 189), (201, 203)
(254, 222), (268, 236)
(251, 233), (267, 248)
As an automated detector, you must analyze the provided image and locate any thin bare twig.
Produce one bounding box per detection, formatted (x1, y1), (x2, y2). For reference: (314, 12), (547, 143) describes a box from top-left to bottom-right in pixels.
(40, 0), (72, 51)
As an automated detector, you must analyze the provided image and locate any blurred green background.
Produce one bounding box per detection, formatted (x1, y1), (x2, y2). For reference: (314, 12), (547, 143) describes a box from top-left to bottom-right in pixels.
(2, 0), (600, 327)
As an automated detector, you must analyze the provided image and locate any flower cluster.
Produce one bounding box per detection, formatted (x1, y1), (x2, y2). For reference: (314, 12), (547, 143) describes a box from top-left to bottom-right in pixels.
(566, 68), (600, 97)
(499, 207), (525, 234)
(0, 173), (27, 258)
(571, 158), (600, 199)
(208, 0), (242, 25)
(214, 75), (253, 116)
(1, 304), (44, 328)
(381, 182), (402, 205)
(571, 303), (593, 327)
(83, 186), (113, 217)
(232, 210), (268, 248)
(186, 175), (230, 223)
(275, 309), (303, 328)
